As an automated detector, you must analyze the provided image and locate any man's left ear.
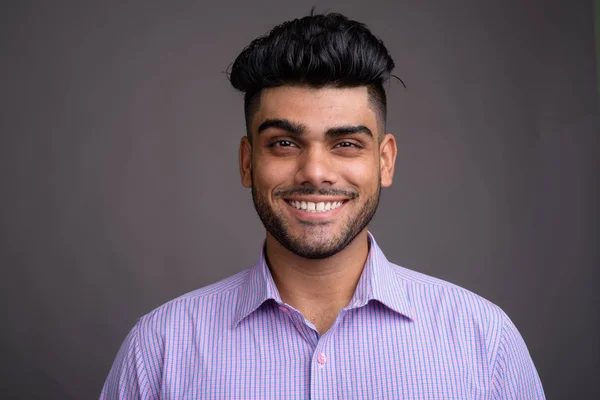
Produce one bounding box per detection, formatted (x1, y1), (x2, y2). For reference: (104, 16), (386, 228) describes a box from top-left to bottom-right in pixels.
(379, 133), (397, 188)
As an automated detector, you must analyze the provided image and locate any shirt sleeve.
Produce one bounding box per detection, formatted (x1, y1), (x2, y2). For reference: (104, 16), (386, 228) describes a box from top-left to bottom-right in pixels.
(491, 313), (546, 399)
(99, 322), (157, 400)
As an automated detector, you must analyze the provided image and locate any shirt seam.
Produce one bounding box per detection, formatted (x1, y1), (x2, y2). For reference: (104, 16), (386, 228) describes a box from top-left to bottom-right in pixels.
(131, 322), (155, 398)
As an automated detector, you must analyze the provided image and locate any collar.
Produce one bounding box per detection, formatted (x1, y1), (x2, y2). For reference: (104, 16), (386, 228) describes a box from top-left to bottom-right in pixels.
(233, 232), (415, 327)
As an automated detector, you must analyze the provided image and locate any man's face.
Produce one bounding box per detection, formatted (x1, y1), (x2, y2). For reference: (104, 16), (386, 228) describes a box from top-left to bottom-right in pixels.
(239, 85), (396, 259)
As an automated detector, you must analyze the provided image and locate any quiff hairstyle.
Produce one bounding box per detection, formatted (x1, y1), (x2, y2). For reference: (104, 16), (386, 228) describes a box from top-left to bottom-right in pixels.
(228, 11), (399, 138)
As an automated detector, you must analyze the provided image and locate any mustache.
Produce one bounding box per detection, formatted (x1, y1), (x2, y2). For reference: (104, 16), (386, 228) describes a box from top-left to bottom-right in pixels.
(274, 187), (359, 199)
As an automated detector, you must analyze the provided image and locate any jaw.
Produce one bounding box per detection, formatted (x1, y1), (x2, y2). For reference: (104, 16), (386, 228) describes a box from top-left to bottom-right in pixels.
(263, 194), (376, 260)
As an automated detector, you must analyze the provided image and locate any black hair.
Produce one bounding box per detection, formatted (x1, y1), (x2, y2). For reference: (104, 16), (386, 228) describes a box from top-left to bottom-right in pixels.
(228, 11), (399, 136)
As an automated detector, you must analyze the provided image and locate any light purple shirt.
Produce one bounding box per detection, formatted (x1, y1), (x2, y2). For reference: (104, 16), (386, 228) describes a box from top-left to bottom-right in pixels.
(100, 233), (545, 399)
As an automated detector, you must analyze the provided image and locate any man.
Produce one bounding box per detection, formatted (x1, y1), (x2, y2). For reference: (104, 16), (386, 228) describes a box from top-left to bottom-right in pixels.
(101, 12), (545, 399)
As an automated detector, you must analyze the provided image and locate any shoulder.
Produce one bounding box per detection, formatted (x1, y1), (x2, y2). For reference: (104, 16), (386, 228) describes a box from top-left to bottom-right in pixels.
(384, 263), (544, 396)
(387, 262), (510, 353)
(391, 262), (505, 322)
(135, 268), (251, 337)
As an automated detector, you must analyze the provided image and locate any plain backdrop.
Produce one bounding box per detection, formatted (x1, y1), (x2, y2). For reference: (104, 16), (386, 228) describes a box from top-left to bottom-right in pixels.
(1, 1), (599, 399)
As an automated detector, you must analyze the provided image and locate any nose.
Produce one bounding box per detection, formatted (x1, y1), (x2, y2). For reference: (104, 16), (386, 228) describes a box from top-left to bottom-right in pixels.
(294, 146), (338, 188)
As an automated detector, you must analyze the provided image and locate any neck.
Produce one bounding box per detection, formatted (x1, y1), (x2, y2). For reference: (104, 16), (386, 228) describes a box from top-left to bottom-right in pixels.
(265, 229), (370, 333)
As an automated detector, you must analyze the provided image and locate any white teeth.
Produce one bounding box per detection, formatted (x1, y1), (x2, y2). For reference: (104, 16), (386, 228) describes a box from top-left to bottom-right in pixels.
(287, 200), (345, 213)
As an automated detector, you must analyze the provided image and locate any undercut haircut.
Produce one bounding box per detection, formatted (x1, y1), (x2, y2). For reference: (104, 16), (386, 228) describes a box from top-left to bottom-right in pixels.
(228, 11), (398, 138)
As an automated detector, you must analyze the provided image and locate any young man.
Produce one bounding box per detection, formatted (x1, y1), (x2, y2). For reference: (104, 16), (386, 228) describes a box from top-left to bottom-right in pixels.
(101, 12), (545, 399)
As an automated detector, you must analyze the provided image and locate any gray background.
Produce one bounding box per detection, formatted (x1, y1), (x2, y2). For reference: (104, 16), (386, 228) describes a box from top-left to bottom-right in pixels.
(1, 1), (598, 399)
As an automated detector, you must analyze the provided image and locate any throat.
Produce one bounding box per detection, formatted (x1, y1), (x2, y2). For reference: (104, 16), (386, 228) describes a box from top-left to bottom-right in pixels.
(264, 229), (371, 333)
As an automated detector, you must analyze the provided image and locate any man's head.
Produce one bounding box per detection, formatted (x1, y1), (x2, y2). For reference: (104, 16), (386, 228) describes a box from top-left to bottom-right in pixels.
(230, 12), (398, 259)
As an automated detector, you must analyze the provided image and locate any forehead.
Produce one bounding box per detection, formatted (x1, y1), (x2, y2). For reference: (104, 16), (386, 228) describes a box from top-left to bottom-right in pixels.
(252, 85), (378, 133)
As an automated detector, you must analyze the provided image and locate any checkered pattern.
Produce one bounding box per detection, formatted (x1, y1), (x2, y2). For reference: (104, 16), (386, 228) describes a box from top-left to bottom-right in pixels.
(100, 233), (545, 399)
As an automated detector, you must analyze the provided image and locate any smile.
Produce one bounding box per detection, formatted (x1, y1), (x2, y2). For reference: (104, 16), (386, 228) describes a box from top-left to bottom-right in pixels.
(285, 200), (346, 213)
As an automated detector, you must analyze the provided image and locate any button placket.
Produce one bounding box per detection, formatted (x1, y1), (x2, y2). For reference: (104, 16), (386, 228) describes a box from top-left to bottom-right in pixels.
(310, 339), (337, 400)
(313, 336), (331, 370)
(279, 304), (318, 347)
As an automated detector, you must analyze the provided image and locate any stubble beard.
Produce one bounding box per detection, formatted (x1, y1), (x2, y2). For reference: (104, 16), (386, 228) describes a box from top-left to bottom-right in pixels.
(251, 176), (381, 260)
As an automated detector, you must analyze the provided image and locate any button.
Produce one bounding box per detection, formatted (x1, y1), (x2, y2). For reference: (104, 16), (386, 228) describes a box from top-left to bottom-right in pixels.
(317, 352), (327, 365)
(279, 306), (289, 313)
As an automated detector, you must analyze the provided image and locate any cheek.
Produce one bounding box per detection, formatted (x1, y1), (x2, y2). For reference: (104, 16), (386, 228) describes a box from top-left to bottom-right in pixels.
(253, 157), (297, 191)
(338, 158), (379, 187)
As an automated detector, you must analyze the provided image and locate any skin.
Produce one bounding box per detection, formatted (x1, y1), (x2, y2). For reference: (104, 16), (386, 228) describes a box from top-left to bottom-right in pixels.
(239, 85), (397, 335)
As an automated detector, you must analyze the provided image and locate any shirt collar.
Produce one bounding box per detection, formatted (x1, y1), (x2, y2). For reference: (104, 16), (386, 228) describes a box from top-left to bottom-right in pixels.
(233, 232), (415, 327)
(346, 232), (415, 320)
(232, 246), (282, 327)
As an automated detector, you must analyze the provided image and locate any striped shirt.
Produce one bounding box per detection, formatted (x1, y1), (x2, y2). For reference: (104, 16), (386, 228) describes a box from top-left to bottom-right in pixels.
(100, 233), (545, 399)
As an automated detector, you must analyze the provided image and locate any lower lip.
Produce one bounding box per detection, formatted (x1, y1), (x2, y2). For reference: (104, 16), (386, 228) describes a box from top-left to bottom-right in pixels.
(284, 201), (347, 221)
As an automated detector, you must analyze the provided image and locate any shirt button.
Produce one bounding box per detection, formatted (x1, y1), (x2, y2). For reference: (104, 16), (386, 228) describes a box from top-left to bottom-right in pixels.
(317, 352), (327, 365)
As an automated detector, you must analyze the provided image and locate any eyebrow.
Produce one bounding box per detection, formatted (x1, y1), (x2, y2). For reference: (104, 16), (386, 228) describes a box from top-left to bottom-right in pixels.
(257, 118), (373, 139)
(257, 119), (306, 135)
(326, 125), (373, 138)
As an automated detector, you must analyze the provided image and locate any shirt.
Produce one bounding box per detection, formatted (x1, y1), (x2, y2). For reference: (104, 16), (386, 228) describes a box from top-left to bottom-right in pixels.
(100, 233), (545, 399)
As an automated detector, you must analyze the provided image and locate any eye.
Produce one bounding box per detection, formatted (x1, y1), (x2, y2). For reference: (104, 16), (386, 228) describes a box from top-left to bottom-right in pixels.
(334, 141), (362, 149)
(269, 140), (296, 148)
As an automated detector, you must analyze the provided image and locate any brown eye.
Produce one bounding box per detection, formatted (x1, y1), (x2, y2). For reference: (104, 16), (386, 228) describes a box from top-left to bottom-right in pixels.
(334, 141), (362, 149)
(268, 140), (296, 148)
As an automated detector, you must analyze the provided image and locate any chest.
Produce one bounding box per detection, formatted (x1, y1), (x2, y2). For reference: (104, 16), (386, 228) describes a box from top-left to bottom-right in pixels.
(158, 306), (492, 399)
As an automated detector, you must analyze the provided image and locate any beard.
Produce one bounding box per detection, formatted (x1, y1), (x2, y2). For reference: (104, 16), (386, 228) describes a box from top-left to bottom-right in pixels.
(252, 177), (381, 260)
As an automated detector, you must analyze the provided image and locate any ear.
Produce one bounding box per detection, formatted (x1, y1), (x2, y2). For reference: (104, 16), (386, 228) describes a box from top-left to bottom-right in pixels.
(379, 133), (397, 188)
(239, 136), (252, 188)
